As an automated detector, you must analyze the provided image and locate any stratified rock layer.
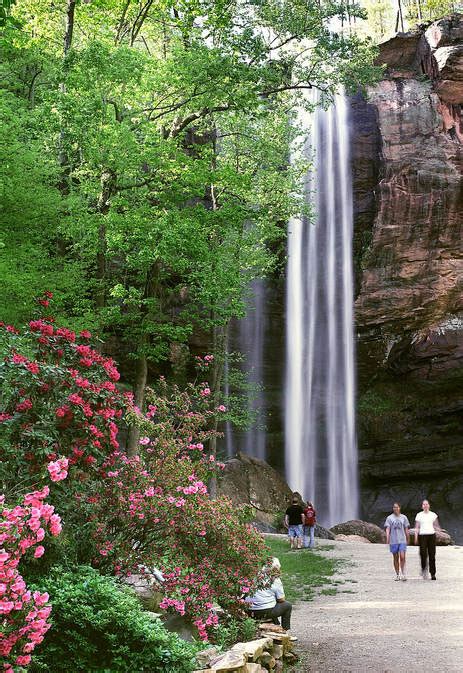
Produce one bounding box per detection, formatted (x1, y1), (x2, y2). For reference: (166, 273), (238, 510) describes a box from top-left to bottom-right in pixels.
(352, 15), (463, 540)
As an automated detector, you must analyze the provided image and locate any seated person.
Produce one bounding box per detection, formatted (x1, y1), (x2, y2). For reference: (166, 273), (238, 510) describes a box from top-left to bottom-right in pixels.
(245, 557), (292, 631)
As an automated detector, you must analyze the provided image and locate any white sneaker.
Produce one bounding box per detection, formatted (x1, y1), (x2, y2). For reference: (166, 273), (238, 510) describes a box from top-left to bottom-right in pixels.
(394, 574), (400, 581)
(401, 574), (407, 581)
(421, 568), (428, 580)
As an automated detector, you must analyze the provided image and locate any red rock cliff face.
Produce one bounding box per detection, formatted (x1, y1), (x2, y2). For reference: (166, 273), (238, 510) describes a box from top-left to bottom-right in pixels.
(352, 16), (463, 539)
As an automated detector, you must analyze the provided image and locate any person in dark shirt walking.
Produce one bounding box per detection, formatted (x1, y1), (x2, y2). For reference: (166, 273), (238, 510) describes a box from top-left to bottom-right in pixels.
(284, 496), (304, 550)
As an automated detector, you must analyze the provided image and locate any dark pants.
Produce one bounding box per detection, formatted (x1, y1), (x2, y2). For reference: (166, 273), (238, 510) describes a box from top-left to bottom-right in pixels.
(249, 601), (292, 630)
(419, 534), (436, 577)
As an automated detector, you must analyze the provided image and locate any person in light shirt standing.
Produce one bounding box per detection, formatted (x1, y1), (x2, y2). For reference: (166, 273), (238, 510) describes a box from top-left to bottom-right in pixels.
(384, 502), (410, 581)
(415, 499), (440, 580)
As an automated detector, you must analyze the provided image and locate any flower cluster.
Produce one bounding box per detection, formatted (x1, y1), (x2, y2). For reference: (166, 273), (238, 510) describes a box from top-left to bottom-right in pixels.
(47, 457), (69, 482)
(194, 354), (214, 372)
(91, 381), (267, 639)
(0, 297), (125, 493)
(0, 297), (268, 646)
(0, 486), (62, 671)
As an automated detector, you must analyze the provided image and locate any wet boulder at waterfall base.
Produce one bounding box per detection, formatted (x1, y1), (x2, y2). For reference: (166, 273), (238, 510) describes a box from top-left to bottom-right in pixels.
(330, 520), (386, 543)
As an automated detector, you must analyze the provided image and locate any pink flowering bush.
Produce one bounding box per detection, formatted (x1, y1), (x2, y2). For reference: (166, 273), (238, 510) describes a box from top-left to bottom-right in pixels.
(92, 382), (267, 639)
(0, 487), (62, 671)
(0, 298), (268, 644)
(0, 293), (125, 494)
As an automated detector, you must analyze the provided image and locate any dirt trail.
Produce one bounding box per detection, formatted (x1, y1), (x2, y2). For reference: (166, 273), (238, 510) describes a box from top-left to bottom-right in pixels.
(292, 541), (463, 672)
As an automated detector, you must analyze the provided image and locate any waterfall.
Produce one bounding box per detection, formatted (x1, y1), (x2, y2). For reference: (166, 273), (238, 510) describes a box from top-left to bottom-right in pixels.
(285, 92), (359, 528)
(240, 278), (267, 460)
(225, 278), (267, 460)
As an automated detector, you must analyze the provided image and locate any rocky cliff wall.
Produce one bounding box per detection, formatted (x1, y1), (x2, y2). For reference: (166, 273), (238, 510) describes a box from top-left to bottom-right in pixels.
(352, 15), (463, 539)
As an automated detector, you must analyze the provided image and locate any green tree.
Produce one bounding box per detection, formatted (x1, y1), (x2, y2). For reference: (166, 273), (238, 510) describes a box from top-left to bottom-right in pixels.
(362, 0), (395, 40)
(1, 0), (380, 450)
(405, 0), (461, 21)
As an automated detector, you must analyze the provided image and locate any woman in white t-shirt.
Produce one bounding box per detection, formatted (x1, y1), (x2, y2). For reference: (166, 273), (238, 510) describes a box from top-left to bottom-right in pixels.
(414, 499), (440, 580)
(245, 557), (293, 630)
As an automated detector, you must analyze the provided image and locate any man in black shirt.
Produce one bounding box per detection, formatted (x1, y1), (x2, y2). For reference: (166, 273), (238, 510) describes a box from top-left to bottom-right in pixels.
(284, 496), (304, 550)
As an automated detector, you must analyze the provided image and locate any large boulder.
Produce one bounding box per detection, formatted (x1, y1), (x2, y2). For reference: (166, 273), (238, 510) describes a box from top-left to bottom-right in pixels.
(330, 520), (386, 543)
(335, 534), (371, 543)
(408, 528), (455, 546)
(315, 524), (336, 540)
(218, 452), (292, 529)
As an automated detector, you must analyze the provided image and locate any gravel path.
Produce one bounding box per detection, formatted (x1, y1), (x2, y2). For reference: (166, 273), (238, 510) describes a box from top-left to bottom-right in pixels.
(292, 541), (463, 672)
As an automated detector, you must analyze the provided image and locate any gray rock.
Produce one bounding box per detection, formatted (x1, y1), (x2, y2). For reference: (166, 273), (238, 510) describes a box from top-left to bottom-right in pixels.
(315, 524), (336, 540)
(218, 452), (292, 529)
(408, 528), (454, 546)
(330, 520), (386, 543)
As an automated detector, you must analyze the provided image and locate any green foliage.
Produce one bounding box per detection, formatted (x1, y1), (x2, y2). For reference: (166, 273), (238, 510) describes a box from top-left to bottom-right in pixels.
(357, 389), (396, 415)
(0, 0), (380, 378)
(29, 565), (199, 673)
(210, 616), (258, 650)
(404, 0), (461, 22)
(264, 536), (340, 603)
(360, 0), (460, 41)
(361, 0), (395, 41)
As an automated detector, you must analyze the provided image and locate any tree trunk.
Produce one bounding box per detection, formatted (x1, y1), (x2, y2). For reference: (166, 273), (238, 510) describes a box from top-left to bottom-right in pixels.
(58, 0), (76, 195)
(127, 347), (148, 455)
(95, 168), (117, 310)
(397, 0), (404, 32)
(208, 321), (227, 498)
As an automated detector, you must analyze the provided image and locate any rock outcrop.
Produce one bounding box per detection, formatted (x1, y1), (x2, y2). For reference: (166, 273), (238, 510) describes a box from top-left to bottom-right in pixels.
(330, 520), (386, 543)
(217, 452), (292, 529)
(352, 15), (463, 541)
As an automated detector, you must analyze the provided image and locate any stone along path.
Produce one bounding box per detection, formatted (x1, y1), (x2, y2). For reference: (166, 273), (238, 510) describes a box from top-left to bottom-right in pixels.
(292, 541), (463, 672)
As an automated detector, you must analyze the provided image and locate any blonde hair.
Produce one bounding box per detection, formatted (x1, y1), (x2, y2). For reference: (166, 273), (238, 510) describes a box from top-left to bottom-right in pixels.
(264, 557), (281, 572)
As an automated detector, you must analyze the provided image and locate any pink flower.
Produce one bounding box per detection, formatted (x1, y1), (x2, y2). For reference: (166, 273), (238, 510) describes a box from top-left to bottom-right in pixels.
(49, 514), (62, 536)
(139, 437), (150, 445)
(15, 399), (33, 413)
(200, 388), (211, 397)
(34, 546), (45, 558)
(15, 655), (31, 666)
(47, 458), (68, 482)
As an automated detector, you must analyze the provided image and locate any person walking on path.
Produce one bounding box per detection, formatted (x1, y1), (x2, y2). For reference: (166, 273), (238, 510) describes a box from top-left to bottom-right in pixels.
(384, 502), (410, 581)
(303, 500), (316, 549)
(415, 499), (440, 580)
(285, 495), (304, 550)
(246, 557), (293, 631)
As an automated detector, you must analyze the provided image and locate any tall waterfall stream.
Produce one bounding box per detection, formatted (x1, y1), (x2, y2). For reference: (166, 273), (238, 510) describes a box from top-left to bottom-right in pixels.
(285, 93), (359, 527)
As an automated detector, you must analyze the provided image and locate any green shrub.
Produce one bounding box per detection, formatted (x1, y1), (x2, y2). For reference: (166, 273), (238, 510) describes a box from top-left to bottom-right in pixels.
(210, 616), (258, 650)
(30, 566), (198, 673)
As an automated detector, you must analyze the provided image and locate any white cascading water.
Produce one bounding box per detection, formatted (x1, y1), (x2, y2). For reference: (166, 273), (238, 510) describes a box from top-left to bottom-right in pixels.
(285, 92), (359, 528)
(225, 278), (267, 460)
(239, 278), (267, 460)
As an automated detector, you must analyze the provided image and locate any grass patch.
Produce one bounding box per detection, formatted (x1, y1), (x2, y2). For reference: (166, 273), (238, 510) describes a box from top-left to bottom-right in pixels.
(320, 588), (337, 596)
(264, 537), (341, 603)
